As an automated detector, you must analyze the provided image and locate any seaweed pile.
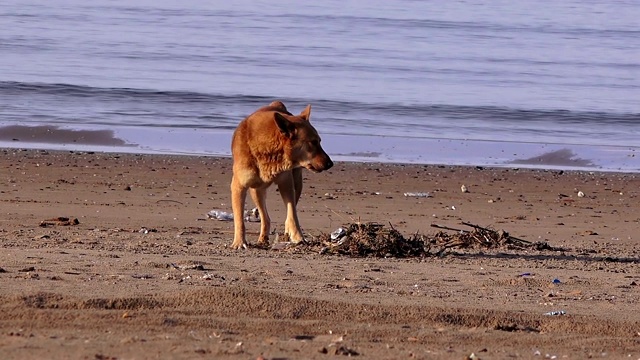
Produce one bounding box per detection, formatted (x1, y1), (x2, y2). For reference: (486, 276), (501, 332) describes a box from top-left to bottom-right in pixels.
(298, 221), (560, 258)
(429, 222), (559, 254)
(318, 222), (429, 258)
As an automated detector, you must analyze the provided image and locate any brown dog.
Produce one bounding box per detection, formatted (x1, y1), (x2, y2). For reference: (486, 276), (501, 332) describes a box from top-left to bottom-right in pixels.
(230, 101), (333, 249)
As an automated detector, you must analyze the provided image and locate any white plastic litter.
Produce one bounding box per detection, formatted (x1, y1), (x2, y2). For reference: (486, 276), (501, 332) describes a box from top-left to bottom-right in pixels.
(207, 208), (261, 222)
(403, 192), (431, 197)
(207, 210), (234, 221)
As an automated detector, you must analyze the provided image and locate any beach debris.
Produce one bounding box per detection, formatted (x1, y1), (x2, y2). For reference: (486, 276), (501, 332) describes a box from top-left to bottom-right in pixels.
(131, 274), (153, 280)
(244, 207), (260, 222)
(313, 223), (429, 258)
(207, 210), (234, 221)
(403, 192), (431, 198)
(324, 192), (337, 199)
(577, 191), (585, 198)
(207, 208), (261, 222)
(334, 345), (359, 356)
(544, 310), (566, 316)
(552, 278), (561, 284)
(461, 184), (469, 193)
(39, 217), (79, 227)
(95, 354), (118, 360)
(270, 241), (292, 250)
(330, 227), (347, 242)
(138, 227), (157, 234)
(429, 222), (560, 254)
(292, 335), (315, 341)
(231, 341), (244, 355)
(177, 227), (204, 236)
(495, 323), (540, 333)
(202, 273), (216, 280)
(286, 221), (562, 258)
(171, 263), (205, 271)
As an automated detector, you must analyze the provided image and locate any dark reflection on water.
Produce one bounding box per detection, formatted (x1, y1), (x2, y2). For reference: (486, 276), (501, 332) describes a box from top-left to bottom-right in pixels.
(511, 149), (593, 167)
(0, 125), (129, 146)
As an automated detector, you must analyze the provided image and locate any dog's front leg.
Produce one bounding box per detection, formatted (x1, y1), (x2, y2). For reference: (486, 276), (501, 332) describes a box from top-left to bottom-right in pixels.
(249, 186), (271, 247)
(276, 171), (304, 243)
(230, 176), (248, 249)
(292, 167), (303, 205)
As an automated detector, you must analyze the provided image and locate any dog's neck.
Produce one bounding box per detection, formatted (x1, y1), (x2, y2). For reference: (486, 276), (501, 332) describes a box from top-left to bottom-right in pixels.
(254, 148), (296, 183)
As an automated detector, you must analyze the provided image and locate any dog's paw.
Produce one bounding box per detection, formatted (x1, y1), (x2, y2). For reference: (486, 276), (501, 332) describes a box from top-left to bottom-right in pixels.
(230, 241), (248, 250)
(283, 230), (305, 244)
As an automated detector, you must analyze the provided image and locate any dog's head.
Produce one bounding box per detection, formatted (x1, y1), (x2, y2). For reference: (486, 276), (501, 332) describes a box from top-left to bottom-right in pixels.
(274, 105), (333, 172)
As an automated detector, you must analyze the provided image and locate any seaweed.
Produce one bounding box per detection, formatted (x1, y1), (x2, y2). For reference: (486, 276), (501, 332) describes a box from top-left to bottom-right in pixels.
(293, 221), (561, 258)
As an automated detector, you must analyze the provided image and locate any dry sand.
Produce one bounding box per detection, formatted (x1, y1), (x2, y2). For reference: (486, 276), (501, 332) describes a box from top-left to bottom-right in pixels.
(0, 149), (639, 359)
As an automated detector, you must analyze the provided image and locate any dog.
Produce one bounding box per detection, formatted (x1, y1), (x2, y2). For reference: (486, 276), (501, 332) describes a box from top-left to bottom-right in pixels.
(230, 101), (333, 249)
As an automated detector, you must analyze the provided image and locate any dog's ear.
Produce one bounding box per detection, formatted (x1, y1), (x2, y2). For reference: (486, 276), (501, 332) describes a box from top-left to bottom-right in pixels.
(274, 112), (295, 137)
(299, 104), (311, 121)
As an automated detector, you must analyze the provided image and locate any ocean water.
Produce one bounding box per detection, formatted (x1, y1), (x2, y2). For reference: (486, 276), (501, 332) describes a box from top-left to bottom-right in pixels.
(1, 0), (639, 171)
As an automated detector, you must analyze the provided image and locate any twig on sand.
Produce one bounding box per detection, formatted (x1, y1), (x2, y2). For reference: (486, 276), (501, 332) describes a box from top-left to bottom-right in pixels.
(156, 199), (185, 205)
(461, 221), (532, 244)
(431, 223), (468, 233)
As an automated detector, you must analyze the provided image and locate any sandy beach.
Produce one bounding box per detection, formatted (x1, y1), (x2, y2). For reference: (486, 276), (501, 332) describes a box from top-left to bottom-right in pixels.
(1, 148), (639, 359)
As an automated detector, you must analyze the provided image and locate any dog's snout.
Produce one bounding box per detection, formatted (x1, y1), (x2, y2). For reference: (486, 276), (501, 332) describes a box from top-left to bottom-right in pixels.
(326, 158), (334, 170)
(313, 155), (333, 172)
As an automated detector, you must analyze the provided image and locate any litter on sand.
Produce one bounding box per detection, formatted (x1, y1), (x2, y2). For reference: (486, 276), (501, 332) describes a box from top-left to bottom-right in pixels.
(403, 192), (431, 198)
(544, 310), (566, 316)
(207, 208), (260, 222)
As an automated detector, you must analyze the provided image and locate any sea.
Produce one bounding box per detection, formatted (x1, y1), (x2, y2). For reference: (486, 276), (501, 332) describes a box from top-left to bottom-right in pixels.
(1, 0), (639, 172)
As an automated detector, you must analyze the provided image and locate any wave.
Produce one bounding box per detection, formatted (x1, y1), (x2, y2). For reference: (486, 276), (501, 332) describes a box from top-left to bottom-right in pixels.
(2, 81), (639, 129)
(272, 14), (640, 38)
(315, 100), (640, 127)
(0, 80), (271, 104)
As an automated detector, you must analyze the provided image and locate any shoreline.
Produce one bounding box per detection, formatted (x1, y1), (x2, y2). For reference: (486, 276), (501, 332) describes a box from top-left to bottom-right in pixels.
(1, 124), (639, 173)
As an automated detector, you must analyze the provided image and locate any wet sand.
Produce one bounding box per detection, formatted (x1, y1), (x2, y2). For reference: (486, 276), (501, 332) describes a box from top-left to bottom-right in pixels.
(0, 149), (639, 359)
(0, 125), (127, 146)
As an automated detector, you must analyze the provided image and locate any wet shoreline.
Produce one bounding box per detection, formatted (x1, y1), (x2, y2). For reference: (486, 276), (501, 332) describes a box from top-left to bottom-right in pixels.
(1, 124), (638, 173)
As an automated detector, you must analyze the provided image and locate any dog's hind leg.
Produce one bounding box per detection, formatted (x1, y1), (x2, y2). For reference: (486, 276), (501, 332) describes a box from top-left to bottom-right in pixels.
(249, 186), (271, 247)
(292, 167), (303, 205)
(230, 176), (248, 249)
(276, 171), (304, 243)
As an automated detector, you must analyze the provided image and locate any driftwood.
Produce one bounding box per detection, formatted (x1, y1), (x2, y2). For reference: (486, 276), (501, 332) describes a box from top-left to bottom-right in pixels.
(39, 217), (80, 227)
(429, 221), (549, 255)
